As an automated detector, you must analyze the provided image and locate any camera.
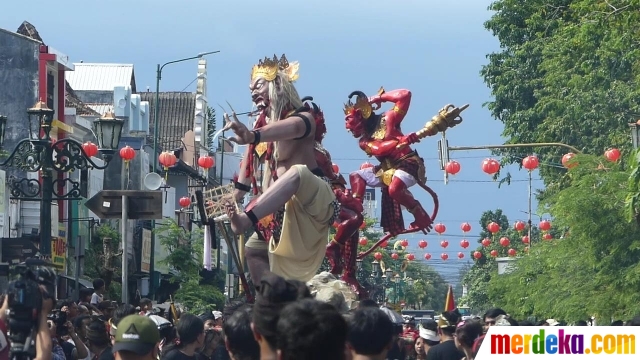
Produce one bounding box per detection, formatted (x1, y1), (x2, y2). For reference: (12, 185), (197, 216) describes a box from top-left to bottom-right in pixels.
(5, 259), (57, 360)
(47, 310), (67, 337)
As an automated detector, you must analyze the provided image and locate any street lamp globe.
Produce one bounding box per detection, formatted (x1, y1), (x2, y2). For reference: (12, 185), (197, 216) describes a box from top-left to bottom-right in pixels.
(372, 260), (381, 273)
(385, 268), (393, 278)
(93, 110), (125, 152)
(393, 274), (401, 283)
(27, 101), (55, 140)
(407, 278), (414, 287)
(0, 115), (7, 148)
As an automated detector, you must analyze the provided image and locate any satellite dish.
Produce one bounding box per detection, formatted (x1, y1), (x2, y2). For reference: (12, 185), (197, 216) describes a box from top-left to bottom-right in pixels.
(143, 173), (163, 190)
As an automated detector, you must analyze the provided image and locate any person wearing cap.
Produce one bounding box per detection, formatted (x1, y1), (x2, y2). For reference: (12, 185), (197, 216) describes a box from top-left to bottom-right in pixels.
(112, 315), (160, 360)
(212, 311), (224, 329)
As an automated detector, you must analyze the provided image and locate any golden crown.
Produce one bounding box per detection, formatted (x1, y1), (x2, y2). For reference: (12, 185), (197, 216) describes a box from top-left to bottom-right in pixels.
(343, 92), (372, 120)
(251, 54), (299, 82)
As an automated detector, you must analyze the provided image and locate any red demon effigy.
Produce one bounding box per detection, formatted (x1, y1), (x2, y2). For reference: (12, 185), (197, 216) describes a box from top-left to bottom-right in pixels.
(340, 87), (468, 270)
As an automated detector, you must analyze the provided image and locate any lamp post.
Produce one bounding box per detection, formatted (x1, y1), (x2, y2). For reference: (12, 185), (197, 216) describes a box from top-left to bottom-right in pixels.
(630, 121), (640, 149)
(150, 50), (220, 299)
(0, 103), (123, 255)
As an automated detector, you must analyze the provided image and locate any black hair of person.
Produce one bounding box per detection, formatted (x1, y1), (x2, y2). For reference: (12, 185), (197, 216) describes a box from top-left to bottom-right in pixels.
(252, 272), (312, 349)
(347, 307), (394, 356)
(276, 299), (347, 360)
(223, 304), (260, 360)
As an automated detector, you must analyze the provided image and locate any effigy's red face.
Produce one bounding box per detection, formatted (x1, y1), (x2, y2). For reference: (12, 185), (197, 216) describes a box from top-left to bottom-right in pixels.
(345, 109), (365, 138)
(250, 77), (270, 111)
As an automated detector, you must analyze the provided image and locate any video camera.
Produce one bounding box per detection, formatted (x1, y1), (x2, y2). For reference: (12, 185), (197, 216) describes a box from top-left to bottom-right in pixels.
(47, 310), (67, 337)
(5, 259), (57, 360)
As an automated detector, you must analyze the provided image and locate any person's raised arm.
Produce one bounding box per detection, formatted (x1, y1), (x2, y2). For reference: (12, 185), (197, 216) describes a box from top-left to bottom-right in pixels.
(34, 290), (54, 360)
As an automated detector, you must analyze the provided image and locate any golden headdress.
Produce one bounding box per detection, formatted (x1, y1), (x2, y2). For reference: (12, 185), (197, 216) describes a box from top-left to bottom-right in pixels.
(251, 54), (300, 83)
(343, 90), (373, 120)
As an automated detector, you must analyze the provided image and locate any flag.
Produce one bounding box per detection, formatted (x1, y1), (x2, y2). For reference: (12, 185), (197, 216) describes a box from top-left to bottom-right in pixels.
(444, 285), (456, 312)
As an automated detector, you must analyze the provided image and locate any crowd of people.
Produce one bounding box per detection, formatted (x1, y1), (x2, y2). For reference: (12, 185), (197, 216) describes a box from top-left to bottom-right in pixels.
(3, 275), (640, 360)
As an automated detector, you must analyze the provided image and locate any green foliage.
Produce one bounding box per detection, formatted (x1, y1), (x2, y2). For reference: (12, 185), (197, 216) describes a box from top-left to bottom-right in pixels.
(485, 155), (640, 320)
(155, 219), (225, 313)
(83, 224), (121, 301)
(482, 0), (640, 190)
(461, 209), (539, 313)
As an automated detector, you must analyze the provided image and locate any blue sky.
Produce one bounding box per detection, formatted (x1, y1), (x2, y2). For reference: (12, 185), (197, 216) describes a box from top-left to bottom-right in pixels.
(1, 0), (547, 283)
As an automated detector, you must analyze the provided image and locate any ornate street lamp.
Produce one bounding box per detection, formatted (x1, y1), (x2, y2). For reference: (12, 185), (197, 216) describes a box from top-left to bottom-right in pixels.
(0, 102), (124, 255)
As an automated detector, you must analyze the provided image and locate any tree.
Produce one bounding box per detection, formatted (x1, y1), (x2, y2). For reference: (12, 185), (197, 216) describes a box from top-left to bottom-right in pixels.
(460, 209), (538, 313)
(486, 154), (640, 321)
(83, 224), (122, 300)
(481, 0), (640, 189)
(155, 219), (225, 313)
(206, 107), (217, 153)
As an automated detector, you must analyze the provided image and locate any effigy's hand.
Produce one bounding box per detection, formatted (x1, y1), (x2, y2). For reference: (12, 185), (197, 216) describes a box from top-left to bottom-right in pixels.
(396, 133), (420, 149)
(368, 95), (382, 110)
(223, 110), (254, 145)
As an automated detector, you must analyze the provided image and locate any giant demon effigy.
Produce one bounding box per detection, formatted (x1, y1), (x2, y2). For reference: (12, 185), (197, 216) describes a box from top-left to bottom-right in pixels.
(326, 87), (469, 297)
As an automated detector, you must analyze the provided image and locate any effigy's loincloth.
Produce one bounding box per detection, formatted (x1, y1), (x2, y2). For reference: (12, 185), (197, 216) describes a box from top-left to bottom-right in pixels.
(376, 151), (426, 235)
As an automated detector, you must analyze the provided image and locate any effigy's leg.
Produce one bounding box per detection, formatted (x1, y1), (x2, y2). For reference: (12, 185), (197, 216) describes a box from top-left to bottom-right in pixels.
(387, 176), (433, 231)
(246, 248), (269, 287)
(326, 205), (363, 274)
(244, 233), (270, 288)
(225, 167), (302, 234)
(341, 232), (368, 298)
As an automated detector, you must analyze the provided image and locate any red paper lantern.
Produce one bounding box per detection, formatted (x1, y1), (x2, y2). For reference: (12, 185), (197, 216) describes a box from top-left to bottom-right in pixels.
(539, 220), (551, 231)
(197, 155), (215, 169)
(360, 162), (374, 170)
(441, 253), (448, 260)
(391, 253), (399, 260)
(543, 233), (553, 241)
(499, 237), (510, 247)
(514, 221), (526, 232)
(434, 223), (446, 234)
(119, 145), (135, 161)
(359, 221), (366, 230)
(522, 235), (530, 244)
(457, 252), (464, 259)
(487, 222), (500, 234)
(179, 196), (191, 208)
(460, 222), (471, 233)
(522, 155), (539, 171)
(473, 251), (482, 259)
(481, 158), (500, 175)
(359, 237), (368, 246)
(445, 160), (461, 175)
(490, 250), (498, 257)
(562, 153), (577, 169)
(406, 254), (415, 261)
(380, 240), (388, 248)
(481, 238), (491, 247)
(82, 142), (99, 157)
(332, 163), (340, 174)
(159, 151), (177, 168)
(374, 252), (383, 261)
(605, 148), (621, 162)
(418, 240), (428, 249)
(508, 248), (517, 257)
(440, 240), (449, 248)
(400, 239), (409, 247)
(460, 239), (469, 249)
(424, 253), (432, 260)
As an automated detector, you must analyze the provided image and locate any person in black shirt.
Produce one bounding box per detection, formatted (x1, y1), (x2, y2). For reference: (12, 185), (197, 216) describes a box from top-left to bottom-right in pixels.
(425, 310), (464, 360)
(162, 314), (205, 360)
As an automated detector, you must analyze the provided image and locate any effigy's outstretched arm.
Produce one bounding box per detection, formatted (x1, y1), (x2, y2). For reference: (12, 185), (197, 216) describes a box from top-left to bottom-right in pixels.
(397, 103), (470, 149)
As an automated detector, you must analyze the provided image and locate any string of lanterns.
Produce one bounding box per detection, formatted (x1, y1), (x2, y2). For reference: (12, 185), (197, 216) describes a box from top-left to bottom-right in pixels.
(443, 148), (621, 176)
